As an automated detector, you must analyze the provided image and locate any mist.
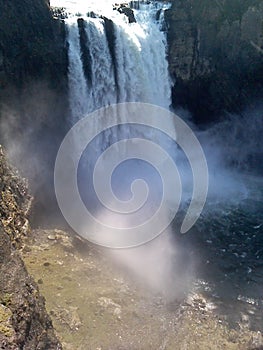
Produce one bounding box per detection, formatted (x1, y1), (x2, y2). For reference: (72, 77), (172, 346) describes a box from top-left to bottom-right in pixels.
(1, 90), (262, 301)
(0, 81), (69, 226)
(107, 231), (194, 301)
(61, 102), (262, 301)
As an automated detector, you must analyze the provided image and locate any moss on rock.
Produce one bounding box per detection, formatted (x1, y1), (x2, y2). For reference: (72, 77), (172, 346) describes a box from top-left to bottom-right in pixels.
(0, 146), (62, 349)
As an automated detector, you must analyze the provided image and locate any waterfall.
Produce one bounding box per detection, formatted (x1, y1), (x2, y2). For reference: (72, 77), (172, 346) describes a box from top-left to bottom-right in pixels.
(52, 2), (263, 333)
(64, 1), (172, 121)
(67, 22), (89, 123)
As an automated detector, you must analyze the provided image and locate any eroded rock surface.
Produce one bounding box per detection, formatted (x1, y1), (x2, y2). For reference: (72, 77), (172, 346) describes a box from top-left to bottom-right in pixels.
(0, 146), (61, 349)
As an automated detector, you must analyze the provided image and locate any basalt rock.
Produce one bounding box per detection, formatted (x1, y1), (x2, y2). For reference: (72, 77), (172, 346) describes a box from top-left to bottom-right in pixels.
(166, 0), (263, 123)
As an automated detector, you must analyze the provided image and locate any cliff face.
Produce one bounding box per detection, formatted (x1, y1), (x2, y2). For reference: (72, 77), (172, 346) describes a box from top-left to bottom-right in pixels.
(0, 146), (61, 349)
(0, 0), (262, 125)
(0, 2), (66, 346)
(0, 0), (67, 89)
(0, 0), (68, 136)
(0, 0), (69, 216)
(166, 0), (263, 123)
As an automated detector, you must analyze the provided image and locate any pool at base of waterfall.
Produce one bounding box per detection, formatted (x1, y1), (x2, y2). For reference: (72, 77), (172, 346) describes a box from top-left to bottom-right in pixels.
(179, 174), (263, 333)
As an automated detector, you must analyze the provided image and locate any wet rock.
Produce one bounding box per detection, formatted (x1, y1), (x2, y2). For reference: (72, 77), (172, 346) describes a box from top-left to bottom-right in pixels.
(87, 11), (98, 18)
(114, 4), (136, 23)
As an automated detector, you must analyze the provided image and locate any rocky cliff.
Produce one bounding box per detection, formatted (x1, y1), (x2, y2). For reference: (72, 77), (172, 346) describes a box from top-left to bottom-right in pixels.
(166, 0), (263, 123)
(0, 2), (68, 346)
(1, 0), (262, 126)
(0, 0), (69, 220)
(0, 145), (62, 349)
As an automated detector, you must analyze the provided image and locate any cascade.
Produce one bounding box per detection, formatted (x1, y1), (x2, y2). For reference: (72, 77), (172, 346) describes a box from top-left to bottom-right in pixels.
(63, 1), (172, 121)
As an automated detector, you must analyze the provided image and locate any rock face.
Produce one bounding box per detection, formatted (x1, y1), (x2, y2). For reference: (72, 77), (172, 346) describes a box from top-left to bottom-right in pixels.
(0, 229), (62, 349)
(0, 146), (62, 349)
(0, 0), (67, 89)
(0, 0), (69, 220)
(0, 0), (68, 135)
(166, 0), (263, 123)
(0, 0), (262, 126)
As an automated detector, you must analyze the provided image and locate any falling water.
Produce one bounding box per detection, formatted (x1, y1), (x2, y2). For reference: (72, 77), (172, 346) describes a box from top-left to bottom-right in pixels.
(63, 1), (172, 120)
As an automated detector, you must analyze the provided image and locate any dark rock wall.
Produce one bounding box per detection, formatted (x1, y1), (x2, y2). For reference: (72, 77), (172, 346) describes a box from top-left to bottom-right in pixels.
(0, 0), (262, 126)
(0, 0), (67, 89)
(166, 0), (263, 123)
(0, 0), (69, 139)
(0, 0), (69, 128)
(0, 0), (69, 218)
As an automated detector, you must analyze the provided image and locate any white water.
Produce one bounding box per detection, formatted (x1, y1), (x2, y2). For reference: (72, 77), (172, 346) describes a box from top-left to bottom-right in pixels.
(51, 0), (121, 17)
(51, 1), (260, 302)
(62, 1), (171, 119)
(54, 1), (186, 292)
(61, 0), (250, 221)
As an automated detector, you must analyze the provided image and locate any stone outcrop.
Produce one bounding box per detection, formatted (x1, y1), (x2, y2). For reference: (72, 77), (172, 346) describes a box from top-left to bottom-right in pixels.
(0, 145), (62, 349)
(0, 146), (31, 247)
(115, 4), (136, 23)
(166, 0), (263, 123)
